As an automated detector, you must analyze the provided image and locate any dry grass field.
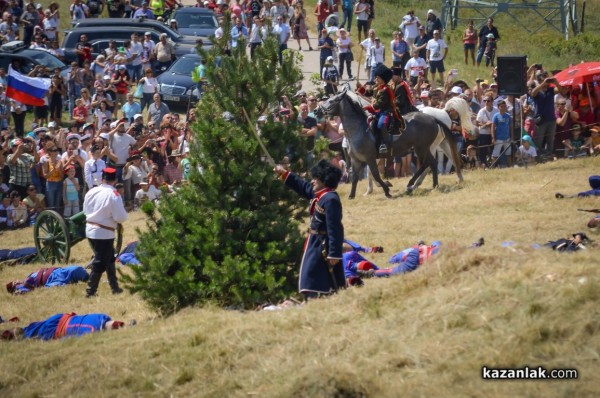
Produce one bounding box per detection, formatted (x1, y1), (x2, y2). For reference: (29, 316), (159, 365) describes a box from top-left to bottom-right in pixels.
(0, 157), (599, 397)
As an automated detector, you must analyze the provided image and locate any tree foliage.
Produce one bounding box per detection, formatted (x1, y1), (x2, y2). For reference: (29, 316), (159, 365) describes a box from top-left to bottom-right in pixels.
(122, 19), (307, 315)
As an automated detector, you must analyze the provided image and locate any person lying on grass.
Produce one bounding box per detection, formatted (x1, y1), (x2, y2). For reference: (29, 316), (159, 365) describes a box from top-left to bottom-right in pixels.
(1, 313), (135, 341)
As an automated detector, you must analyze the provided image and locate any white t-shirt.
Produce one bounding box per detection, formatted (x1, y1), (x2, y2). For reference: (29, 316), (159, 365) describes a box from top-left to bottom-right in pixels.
(135, 185), (161, 203)
(370, 45), (384, 67)
(476, 108), (497, 135)
(110, 133), (137, 165)
(70, 3), (89, 21)
(61, 147), (89, 162)
(426, 38), (447, 61)
(400, 15), (420, 40)
(129, 41), (144, 66)
(336, 37), (352, 54)
(404, 57), (427, 77)
(141, 76), (158, 94)
(518, 145), (537, 158)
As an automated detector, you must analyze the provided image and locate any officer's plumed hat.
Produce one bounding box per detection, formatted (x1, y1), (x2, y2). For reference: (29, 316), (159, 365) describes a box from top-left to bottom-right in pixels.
(102, 167), (118, 181)
(373, 64), (393, 84)
(310, 159), (342, 189)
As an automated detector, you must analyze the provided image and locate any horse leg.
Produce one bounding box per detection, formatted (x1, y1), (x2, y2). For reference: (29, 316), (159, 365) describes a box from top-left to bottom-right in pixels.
(429, 152), (439, 188)
(364, 166), (374, 196)
(366, 158), (391, 198)
(406, 164), (429, 194)
(349, 161), (364, 199)
(440, 138), (464, 183)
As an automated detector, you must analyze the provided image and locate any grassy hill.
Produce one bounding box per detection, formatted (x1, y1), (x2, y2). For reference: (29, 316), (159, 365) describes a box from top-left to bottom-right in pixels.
(1, 3), (599, 397)
(1, 157), (599, 397)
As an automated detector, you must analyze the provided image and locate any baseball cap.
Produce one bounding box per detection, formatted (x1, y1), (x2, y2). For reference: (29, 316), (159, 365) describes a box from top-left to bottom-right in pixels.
(427, 9), (435, 15)
(450, 86), (463, 95)
(118, 65), (126, 70)
(48, 121), (57, 128)
(110, 121), (118, 129)
(134, 113), (143, 120)
(99, 132), (110, 140)
(486, 33), (495, 39)
(420, 90), (429, 99)
(145, 31), (152, 36)
(67, 133), (81, 141)
(326, 56), (334, 62)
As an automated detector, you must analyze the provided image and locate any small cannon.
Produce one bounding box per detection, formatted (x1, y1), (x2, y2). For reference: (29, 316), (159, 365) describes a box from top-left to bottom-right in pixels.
(33, 210), (123, 264)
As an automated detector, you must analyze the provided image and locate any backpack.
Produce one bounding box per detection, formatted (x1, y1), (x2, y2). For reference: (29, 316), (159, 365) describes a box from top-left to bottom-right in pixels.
(88, 0), (99, 14)
(324, 65), (338, 82)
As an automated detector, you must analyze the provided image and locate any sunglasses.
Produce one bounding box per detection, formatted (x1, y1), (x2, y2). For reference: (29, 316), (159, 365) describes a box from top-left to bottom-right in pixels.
(309, 99), (317, 102)
(483, 100), (491, 102)
(557, 102), (566, 105)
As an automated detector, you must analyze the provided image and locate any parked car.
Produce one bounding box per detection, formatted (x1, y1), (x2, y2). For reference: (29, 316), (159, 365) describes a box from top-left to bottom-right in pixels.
(171, 7), (218, 37)
(157, 54), (203, 110)
(73, 17), (203, 47)
(0, 41), (70, 79)
(61, 26), (196, 64)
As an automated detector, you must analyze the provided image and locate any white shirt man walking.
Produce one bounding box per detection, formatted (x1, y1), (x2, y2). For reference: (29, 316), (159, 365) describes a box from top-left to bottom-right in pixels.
(84, 167), (128, 297)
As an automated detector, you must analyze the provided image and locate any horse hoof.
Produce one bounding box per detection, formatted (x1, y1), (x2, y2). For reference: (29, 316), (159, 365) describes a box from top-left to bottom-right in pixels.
(406, 186), (414, 195)
(385, 193), (392, 199)
(363, 189), (373, 196)
(385, 181), (393, 187)
(348, 195), (355, 200)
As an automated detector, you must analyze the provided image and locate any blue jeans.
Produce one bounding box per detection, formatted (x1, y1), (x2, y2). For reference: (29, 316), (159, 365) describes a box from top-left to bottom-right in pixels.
(476, 46), (485, 64)
(130, 64), (143, 82)
(370, 63), (382, 83)
(45, 180), (63, 210)
(340, 8), (353, 31)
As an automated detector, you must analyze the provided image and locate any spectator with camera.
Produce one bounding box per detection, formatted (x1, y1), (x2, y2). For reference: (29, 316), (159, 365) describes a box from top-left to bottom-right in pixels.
(529, 68), (560, 156)
(7, 138), (37, 197)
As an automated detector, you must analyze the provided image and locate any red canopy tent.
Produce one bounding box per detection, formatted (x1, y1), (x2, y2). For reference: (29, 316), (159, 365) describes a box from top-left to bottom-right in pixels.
(554, 62), (600, 86)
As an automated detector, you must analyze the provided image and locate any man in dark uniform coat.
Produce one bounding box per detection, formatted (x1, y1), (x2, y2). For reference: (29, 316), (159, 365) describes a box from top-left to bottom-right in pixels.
(391, 66), (418, 116)
(274, 159), (345, 299)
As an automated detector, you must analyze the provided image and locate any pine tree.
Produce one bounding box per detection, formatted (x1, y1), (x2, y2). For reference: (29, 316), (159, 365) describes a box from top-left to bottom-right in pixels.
(122, 17), (309, 315)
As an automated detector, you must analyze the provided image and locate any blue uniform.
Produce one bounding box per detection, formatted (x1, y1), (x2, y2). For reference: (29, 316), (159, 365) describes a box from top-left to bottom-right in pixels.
(284, 173), (345, 294)
(23, 313), (112, 340)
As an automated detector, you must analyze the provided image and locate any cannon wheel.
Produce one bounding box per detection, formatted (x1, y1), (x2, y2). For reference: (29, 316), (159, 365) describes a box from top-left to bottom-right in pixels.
(34, 210), (71, 264)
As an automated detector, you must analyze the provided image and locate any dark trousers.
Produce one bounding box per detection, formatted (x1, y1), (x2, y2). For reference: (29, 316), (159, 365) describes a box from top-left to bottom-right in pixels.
(478, 134), (492, 166)
(278, 43), (287, 65)
(87, 238), (119, 295)
(12, 112), (26, 137)
(338, 52), (352, 78)
(250, 42), (261, 59)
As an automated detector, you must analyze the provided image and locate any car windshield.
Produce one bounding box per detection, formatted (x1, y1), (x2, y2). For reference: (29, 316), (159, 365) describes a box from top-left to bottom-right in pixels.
(29, 50), (67, 70)
(162, 25), (184, 39)
(174, 12), (218, 29)
(169, 57), (201, 74)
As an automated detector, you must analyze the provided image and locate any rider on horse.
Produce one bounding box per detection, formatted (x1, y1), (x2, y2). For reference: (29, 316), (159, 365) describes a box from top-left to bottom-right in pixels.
(390, 67), (418, 116)
(362, 64), (400, 154)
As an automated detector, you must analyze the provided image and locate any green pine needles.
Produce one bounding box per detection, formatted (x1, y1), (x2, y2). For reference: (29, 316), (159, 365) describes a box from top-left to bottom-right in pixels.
(122, 17), (307, 315)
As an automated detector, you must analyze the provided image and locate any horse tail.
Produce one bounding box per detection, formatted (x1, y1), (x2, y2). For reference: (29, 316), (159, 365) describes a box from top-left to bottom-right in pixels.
(436, 119), (463, 174)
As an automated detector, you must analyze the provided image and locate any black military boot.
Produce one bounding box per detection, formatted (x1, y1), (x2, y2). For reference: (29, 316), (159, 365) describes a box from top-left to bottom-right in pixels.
(106, 262), (123, 294)
(86, 271), (102, 298)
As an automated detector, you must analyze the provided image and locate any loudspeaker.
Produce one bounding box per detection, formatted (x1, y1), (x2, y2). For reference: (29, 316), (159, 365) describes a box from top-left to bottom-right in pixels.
(497, 55), (527, 96)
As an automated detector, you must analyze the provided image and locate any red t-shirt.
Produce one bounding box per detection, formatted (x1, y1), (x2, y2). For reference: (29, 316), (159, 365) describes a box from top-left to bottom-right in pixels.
(315, 2), (330, 23)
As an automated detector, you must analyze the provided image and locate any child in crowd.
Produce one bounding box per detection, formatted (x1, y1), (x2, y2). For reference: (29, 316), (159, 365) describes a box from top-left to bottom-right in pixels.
(63, 165), (80, 217)
(8, 191), (28, 228)
(563, 124), (592, 158)
(462, 145), (479, 169)
(484, 33), (496, 67)
(517, 134), (537, 166)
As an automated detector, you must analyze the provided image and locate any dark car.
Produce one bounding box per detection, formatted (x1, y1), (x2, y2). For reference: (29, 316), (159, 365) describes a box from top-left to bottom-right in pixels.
(62, 26), (196, 64)
(157, 54), (203, 110)
(0, 41), (70, 79)
(73, 17), (203, 47)
(171, 7), (218, 37)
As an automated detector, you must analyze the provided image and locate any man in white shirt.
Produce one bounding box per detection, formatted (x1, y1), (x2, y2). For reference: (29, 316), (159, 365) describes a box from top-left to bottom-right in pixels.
(84, 145), (107, 189)
(129, 33), (145, 82)
(403, 49), (427, 87)
(425, 29), (448, 89)
(83, 167), (128, 297)
(134, 179), (161, 207)
(272, 15), (290, 65)
(108, 120), (137, 182)
(399, 10), (420, 46)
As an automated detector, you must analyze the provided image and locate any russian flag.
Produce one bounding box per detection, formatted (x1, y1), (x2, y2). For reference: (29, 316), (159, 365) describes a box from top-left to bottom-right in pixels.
(6, 66), (51, 107)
